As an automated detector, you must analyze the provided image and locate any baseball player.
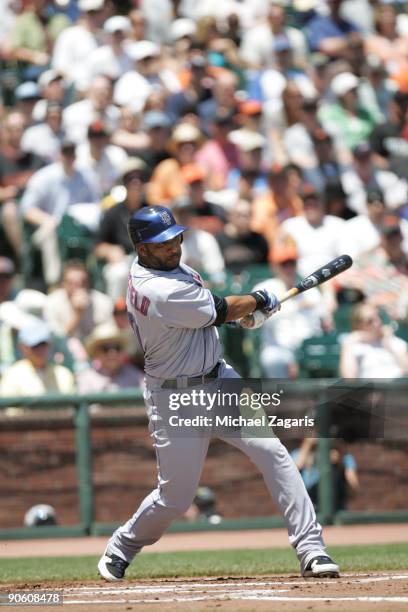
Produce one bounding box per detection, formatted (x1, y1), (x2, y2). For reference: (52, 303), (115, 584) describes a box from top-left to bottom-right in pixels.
(98, 205), (340, 581)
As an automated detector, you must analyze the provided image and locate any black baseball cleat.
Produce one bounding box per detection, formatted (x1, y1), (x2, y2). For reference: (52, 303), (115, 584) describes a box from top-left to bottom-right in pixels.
(98, 551), (129, 582)
(303, 555), (340, 578)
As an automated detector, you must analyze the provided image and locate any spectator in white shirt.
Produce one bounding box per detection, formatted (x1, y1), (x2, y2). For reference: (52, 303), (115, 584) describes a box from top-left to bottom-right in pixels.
(341, 142), (408, 214)
(52, 0), (107, 92)
(339, 189), (408, 259)
(22, 102), (66, 163)
(340, 303), (408, 378)
(75, 120), (128, 196)
(253, 242), (329, 378)
(85, 16), (133, 85)
(63, 75), (121, 145)
(279, 183), (345, 278)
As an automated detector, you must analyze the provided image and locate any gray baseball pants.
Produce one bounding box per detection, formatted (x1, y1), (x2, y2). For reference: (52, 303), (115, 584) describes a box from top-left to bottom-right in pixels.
(107, 361), (327, 573)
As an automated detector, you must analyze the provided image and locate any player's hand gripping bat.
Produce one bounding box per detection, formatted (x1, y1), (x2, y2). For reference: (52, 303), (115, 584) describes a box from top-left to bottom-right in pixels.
(240, 254), (353, 329)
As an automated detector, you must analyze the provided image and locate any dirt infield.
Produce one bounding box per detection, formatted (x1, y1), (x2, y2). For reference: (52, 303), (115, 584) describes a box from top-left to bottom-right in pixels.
(1, 574), (408, 612)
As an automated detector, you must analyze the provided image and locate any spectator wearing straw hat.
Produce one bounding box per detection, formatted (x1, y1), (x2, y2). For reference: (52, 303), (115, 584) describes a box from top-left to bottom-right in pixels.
(77, 322), (143, 394)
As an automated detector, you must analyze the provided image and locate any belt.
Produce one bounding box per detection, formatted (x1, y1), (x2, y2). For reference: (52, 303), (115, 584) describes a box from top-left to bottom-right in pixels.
(161, 362), (221, 389)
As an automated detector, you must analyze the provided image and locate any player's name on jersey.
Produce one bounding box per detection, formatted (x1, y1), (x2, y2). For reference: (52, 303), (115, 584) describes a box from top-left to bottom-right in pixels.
(168, 415), (315, 429)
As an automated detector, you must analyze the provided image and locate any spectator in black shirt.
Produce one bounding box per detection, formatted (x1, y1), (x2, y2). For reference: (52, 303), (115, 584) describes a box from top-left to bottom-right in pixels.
(370, 91), (408, 180)
(95, 157), (147, 299)
(216, 199), (269, 273)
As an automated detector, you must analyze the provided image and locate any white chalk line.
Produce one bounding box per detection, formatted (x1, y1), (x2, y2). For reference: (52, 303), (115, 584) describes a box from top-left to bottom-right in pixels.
(61, 574), (408, 605)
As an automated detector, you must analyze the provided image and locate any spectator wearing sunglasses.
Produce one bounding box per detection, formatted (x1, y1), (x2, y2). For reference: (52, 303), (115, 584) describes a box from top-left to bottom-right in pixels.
(77, 322), (143, 393)
(0, 322), (75, 402)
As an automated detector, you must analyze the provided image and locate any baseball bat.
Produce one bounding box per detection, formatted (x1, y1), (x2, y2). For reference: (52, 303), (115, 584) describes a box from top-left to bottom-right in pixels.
(279, 254), (353, 304)
(239, 254), (353, 329)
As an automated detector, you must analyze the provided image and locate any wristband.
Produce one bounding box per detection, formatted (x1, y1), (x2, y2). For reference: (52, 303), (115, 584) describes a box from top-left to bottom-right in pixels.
(250, 291), (267, 310)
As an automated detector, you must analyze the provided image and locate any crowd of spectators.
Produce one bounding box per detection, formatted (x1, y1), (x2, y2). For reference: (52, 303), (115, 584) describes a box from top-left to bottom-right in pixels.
(1, 0), (408, 397)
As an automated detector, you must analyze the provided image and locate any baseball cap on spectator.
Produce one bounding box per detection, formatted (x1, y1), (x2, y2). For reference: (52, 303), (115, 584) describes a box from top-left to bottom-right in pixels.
(120, 157), (147, 180)
(379, 213), (402, 236)
(15, 289), (47, 319)
(228, 129), (265, 152)
(273, 34), (291, 53)
(127, 40), (160, 62)
(181, 163), (206, 184)
(331, 72), (360, 97)
(239, 100), (262, 116)
(142, 110), (171, 130)
(352, 142), (371, 158)
(170, 18), (196, 41)
(60, 139), (76, 153)
(18, 322), (51, 347)
(270, 244), (298, 265)
(299, 182), (320, 200)
(78, 0), (104, 11)
(0, 257), (15, 276)
(103, 16), (131, 33)
(293, 0), (318, 10)
(15, 82), (40, 101)
(88, 120), (110, 138)
(171, 123), (202, 144)
(366, 189), (384, 204)
(38, 70), (63, 89)
(213, 109), (235, 126)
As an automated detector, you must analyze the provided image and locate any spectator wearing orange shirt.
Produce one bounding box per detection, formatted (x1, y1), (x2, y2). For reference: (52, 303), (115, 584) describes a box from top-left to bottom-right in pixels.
(251, 165), (303, 250)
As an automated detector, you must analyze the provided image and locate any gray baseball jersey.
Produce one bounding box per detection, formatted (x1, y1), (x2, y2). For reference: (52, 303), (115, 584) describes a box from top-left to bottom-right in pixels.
(126, 258), (222, 380)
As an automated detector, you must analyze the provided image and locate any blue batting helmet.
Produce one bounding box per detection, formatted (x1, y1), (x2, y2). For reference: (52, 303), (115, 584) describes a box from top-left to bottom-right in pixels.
(128, 205), (188, 247)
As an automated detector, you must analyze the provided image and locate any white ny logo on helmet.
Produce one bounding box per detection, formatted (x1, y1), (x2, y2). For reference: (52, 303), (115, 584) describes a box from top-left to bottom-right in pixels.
(160, 211), (172, 225)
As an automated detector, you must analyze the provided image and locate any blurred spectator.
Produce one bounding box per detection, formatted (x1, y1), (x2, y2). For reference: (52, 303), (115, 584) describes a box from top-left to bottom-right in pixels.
(339, 190), (408, 258)
(198, 69), (238, 129)
(24, 504), (57, 527)
(63, 75), (120, 145)
(365, 4), (408, 77)
(279, 182), (346, 278)
(305, 0), (360, 59)
(52, 0), (106, 92)
(0, 322), (75, 401)
(166, 53), (213, 123)
(22, 102), (66, 163)
(112, 296), (144, 370)
(128, 8), (146, 43)
(180, 163), (226, 234)
(21, 139), (100, 285)
(319, 71), (380, 151)
(251, 164), (303, 250)
(0, 257), (16, 304)
(110, 106), (150, 155)
(324, 179), (356, 220)
(195, 109), (240, 190)
(370, 91), (408, 180)
(7, 0), (69, 71)
(0, 111), (44, 258)
(240, 0), (308, 69)
(32, 69), (66, 122)
(95, 157), (148, 300)
(86, 16), (133, 84)
(227, 129), (267, 196)
(114, 40), (178, 113)
(292, 437), (359, 512)
(77, 322), (143, 394)
(308, 128), (344, 191)
(13, 81), (41, 125)
(340, 303), (408, 377)
(173, 199), (226, 284)
(339, 215), (408, 321)
(216, 199), (268, 273)
(146, 122), (202, 205)
(76, 120), (128, 196)
(44, 260), (113, 342)
(184, 486), (222, 524)
(136, 111), (171, 175)
(340, 142), (408, 214)
(253, 242), (329, 378)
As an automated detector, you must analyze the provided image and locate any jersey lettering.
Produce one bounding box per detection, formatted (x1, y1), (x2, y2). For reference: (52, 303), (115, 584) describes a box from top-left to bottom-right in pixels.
(128, 277), (150, 316)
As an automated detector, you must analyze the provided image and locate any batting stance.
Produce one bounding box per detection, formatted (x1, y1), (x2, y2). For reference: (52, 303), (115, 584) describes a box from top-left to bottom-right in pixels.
(98, 205), (339, 581)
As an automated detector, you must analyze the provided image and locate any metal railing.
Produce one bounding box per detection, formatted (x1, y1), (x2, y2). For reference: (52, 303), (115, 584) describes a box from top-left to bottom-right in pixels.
(0, 381), (407, 540)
